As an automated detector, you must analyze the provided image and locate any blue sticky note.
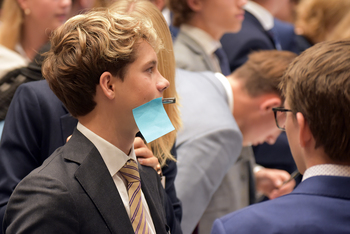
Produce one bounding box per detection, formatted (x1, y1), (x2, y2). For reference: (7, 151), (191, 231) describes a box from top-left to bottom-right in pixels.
(132, 97), (175, 143)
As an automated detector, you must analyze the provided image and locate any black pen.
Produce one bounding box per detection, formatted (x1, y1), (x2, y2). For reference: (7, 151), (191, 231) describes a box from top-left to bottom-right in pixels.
(281, 170), (300, 186)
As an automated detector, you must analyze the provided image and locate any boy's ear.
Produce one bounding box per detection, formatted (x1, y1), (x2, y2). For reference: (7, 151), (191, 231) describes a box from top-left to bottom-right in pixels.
(260, 96), (282, 113)
(99, 72), (116, 100)
(187, 0), (203, 12)
(17, 0), (29, 11)
(296, 112), (312, 148)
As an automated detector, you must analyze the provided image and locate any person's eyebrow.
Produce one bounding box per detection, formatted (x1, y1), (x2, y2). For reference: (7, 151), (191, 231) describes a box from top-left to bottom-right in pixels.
(146, 60), (157, 66)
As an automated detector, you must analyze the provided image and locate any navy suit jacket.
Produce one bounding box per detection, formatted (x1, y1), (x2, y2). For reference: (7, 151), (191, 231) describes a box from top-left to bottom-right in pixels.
(4, 129), (168, 233)
(221, 11), (275, 72)
(212, 176), (350, 234)
(0, 80), (181, 233)
(220, 11), (299, 72)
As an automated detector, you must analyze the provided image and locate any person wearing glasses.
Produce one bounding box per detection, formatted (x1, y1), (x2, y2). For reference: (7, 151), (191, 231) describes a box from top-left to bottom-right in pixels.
(211, 40), (350, 234)
(174, 50), (298, 233)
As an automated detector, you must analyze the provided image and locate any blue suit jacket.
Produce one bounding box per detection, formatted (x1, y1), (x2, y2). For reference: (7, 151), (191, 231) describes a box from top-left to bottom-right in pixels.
(212, 176), (350, 234)
(0, 80), (182, 233)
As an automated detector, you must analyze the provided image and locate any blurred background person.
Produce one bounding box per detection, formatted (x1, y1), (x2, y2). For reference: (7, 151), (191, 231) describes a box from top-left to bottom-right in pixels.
(0, 0), (71, 79)
(168, 0), (247, 74)
(294, 0), (350, 52)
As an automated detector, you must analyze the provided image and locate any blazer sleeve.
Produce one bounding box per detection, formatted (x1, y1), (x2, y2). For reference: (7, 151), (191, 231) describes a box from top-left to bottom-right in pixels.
(0, 84), (45, 226)
(162, 146), (182, 234)
(3, 173), (79, 233)
(175, 128), (242, 234)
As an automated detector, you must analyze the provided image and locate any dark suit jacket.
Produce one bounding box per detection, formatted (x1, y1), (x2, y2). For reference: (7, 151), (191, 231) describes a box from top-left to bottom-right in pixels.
(3, 129), (169, 233)
(0, 80), (182, 233)
(220, 11), (275, 72)
(211, 176), (350, 234)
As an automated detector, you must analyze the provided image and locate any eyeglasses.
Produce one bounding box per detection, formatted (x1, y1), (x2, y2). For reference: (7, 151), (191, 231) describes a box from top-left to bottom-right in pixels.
(272, 107), (293, 131)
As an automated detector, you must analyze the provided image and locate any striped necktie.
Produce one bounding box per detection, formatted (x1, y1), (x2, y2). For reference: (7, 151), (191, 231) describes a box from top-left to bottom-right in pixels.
(120, 160), (149, 234)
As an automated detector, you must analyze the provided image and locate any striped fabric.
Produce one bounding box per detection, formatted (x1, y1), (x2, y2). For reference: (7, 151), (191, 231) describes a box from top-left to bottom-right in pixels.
(120, 160), (149, 234)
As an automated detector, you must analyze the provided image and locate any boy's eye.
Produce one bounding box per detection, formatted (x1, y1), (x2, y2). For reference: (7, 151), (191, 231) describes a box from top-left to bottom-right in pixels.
(147, 67), (153, 73)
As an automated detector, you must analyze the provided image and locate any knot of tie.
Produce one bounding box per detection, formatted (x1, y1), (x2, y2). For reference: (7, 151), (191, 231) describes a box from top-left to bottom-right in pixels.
(119, 159), (140, 184)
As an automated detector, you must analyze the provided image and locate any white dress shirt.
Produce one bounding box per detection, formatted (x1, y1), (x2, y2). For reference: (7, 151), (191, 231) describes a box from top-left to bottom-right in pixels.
(77, 123), (156, 233)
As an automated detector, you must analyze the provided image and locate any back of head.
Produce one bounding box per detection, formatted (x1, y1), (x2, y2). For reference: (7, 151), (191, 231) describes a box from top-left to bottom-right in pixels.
(295, 0), (350, 44)
(168, 0), (193, 27)
(42, 9), (161, 118)
(109, 0), (181, 164)
(281, 40), (350, 162)
(233, 50), (297, 100)
(0, 0), (22, 50)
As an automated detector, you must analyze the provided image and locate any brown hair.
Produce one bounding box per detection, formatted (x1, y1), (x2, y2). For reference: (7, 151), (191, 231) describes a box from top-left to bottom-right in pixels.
(295, 0), (350, 44)
(168, 0), (194, 27)
(281, 40), (350, 162)
(42, 9), (161, 118)
(109, 0), (181, 165)
(233, 50), (297, 99)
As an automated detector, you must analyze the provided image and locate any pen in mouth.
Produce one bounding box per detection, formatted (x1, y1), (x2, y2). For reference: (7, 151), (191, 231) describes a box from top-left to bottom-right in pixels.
(162, 98), (176, 104)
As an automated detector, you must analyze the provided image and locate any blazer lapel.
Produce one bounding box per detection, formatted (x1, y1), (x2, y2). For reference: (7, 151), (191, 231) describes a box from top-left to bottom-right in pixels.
(139, 166), (167, 234)
(65, 130), (134, 234)
(179, 31), (217, 72)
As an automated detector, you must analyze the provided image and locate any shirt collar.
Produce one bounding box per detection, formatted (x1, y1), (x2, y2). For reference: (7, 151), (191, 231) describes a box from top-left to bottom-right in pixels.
(302, 164), (350, 181)
(77, 122), (137, 177)
(214, 72), (234, 112)
(244, 1), (274, 31)
(180, 24), (222, 55)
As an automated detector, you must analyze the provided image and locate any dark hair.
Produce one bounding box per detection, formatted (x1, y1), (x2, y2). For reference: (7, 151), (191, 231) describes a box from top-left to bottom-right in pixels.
(281, 40), (350, 162)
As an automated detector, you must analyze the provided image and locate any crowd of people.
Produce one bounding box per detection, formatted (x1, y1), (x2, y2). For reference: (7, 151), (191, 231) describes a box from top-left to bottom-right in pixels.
(0, 0), (350, 233)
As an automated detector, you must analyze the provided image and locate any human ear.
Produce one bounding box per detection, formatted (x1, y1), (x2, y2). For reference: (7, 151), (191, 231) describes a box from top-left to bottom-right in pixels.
(99, 72), (116, 100)
(187, 0), (203, 12)
(17, 0), (29, 11)
(260, 97), (282, 113)
(296, 112), (312, 148)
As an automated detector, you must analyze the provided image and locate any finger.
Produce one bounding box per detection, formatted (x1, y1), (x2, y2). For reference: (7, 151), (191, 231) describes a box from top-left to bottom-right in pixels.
(66, 135), (72, 142)
(134, 137), (146, 149)
(135, 147), (153, 158)
(137, 156), (159, 170)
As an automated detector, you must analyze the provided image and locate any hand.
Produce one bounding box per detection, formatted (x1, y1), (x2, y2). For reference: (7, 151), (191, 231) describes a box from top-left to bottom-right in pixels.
(134, 137), (162, 175)
(255, 168), (296, 199)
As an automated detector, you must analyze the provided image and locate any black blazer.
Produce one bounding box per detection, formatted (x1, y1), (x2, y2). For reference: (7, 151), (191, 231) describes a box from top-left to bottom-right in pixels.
(0, 80), (182, 233)
(3, 129), (169, 233)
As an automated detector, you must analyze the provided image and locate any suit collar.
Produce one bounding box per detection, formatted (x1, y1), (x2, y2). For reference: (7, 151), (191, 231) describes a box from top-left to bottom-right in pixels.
(176, 30), (217, 72)
(64, 130), (167, 233)
(293, 176), (350, 200)
(64, 129), (133, 233)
